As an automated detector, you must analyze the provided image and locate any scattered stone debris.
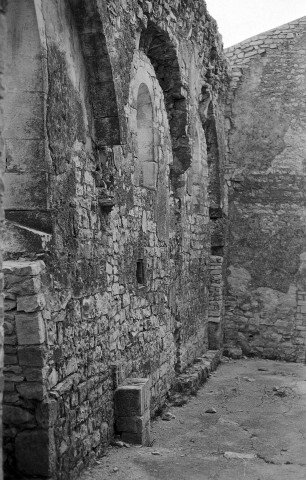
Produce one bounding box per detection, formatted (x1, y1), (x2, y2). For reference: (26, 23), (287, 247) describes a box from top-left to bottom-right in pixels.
(205, 407), (217, 414)
(161, 412), (176, 421)
(221, 356), (230, 363)
(243, 377), (256, 382)
(112, 467), (119, 473)
(272, 386), (290, 397)
(151, 451), (161, 456)
(258, 367), (269, 372)
(111, 440), (130, 448)
(170, 394), (189, 407)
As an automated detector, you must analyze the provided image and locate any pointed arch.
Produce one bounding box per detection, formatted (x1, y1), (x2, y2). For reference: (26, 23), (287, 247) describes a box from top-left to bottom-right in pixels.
(140, 22), (192, 180)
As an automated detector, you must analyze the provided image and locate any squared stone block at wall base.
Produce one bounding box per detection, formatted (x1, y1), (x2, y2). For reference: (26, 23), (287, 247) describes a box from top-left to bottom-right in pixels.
(121, 420), (150, 446)
(15, 429), (54, 477)
(116, 408), (150, 435)
(114, 378), (150, 417)
(114, 378), (151, 445)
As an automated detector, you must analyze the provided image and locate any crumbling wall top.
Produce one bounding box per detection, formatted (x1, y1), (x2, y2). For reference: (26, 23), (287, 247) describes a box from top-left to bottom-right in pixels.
(226, 16), (306, 68)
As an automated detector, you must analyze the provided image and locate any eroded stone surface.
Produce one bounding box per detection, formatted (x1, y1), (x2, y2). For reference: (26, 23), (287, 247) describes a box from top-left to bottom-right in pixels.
(1, 1), (306, 479)
(1, 1), (228, 478)
(225, 18), (306, 362)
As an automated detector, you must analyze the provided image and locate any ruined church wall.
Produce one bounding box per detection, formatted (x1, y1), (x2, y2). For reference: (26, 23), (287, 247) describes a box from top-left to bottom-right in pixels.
(2, 0), (229, 478)
(100, 0), (229, 373)
(225, 18), (306, 362)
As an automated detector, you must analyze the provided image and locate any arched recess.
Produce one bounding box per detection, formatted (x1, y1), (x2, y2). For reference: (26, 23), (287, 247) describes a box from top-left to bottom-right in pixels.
(140, 22), (192, 183)
(69, 0), (121, 146)
(3, 0), (51, 234)
(136, 83), (156, 189)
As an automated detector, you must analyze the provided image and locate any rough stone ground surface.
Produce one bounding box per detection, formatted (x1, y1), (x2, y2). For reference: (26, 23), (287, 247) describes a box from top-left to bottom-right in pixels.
(80, 359), (306, 480)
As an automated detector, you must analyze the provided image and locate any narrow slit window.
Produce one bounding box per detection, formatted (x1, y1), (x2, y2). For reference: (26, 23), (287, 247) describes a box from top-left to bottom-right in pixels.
(136, 259), (145, 285)
(136, 83), (156, 189)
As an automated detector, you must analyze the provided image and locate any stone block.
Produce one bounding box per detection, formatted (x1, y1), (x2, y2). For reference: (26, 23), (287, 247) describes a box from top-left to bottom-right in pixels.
(4, 381), (15, 392)
(17, 293), (46, 312)
(5, 276), (41, 296)
(3, 405), (34, 425)
(3, 260), (44, 277)
(3, 392), (20, 403)
(121, 378), (150, 410)
(114, 378), (151, 446)
(116, 409), (150, 435)
(4, 334), (17, 345)
(54, 373), (79, 395)
(15, 430), (52, 477)
(121, 420), (150, 446)
(4, 298), (16, 311)
(18, 345), (46, 366)
(4, 371), (24, 382)
(111, 362), (124, 389)
(16, 382), (44, 400)
(24, 366), (47, 382)
(36, 400), (58, 428)
(4, 353), (18, 365)
(4, 320), (14, 335)
(15, 312), (45, 345)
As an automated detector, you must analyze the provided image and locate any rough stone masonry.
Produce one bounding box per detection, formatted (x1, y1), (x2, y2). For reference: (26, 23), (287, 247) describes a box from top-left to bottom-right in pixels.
(0, 1), (7, 479)
(225, 17), (306, 362)
(1, 1), (228, 478)
(0, 1), (305, 479)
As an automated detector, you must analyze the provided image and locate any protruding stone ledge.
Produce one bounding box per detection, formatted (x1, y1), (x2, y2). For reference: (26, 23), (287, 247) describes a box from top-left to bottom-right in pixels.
(171, 349), (222, 395)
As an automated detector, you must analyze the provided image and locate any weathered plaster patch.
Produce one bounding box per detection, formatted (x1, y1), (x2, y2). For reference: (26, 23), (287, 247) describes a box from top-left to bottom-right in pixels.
(268, 126), (306, 174)
(227, 266), (251, 296)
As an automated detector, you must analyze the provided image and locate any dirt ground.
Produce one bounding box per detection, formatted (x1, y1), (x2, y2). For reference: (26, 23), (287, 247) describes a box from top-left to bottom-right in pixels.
(80, 358), (306, 480)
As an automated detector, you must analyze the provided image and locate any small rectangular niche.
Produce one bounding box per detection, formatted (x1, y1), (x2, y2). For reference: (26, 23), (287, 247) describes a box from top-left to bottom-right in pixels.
(211, 246), (224, 256)
(136, 259), (145, 285)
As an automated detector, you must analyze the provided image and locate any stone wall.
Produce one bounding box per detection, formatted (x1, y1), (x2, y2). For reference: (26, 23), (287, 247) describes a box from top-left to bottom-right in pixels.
(0, 2), (7, 479)
(208, 256), (224, 350)
(3, 261), (54, 477)
(225, 17), (306, 362)
(2, 1), (228, 478)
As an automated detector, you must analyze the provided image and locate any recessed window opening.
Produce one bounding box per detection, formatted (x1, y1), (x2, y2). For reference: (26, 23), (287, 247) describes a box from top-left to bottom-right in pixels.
(136, 83), (156, 189)
(136, 259), (145, 285)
